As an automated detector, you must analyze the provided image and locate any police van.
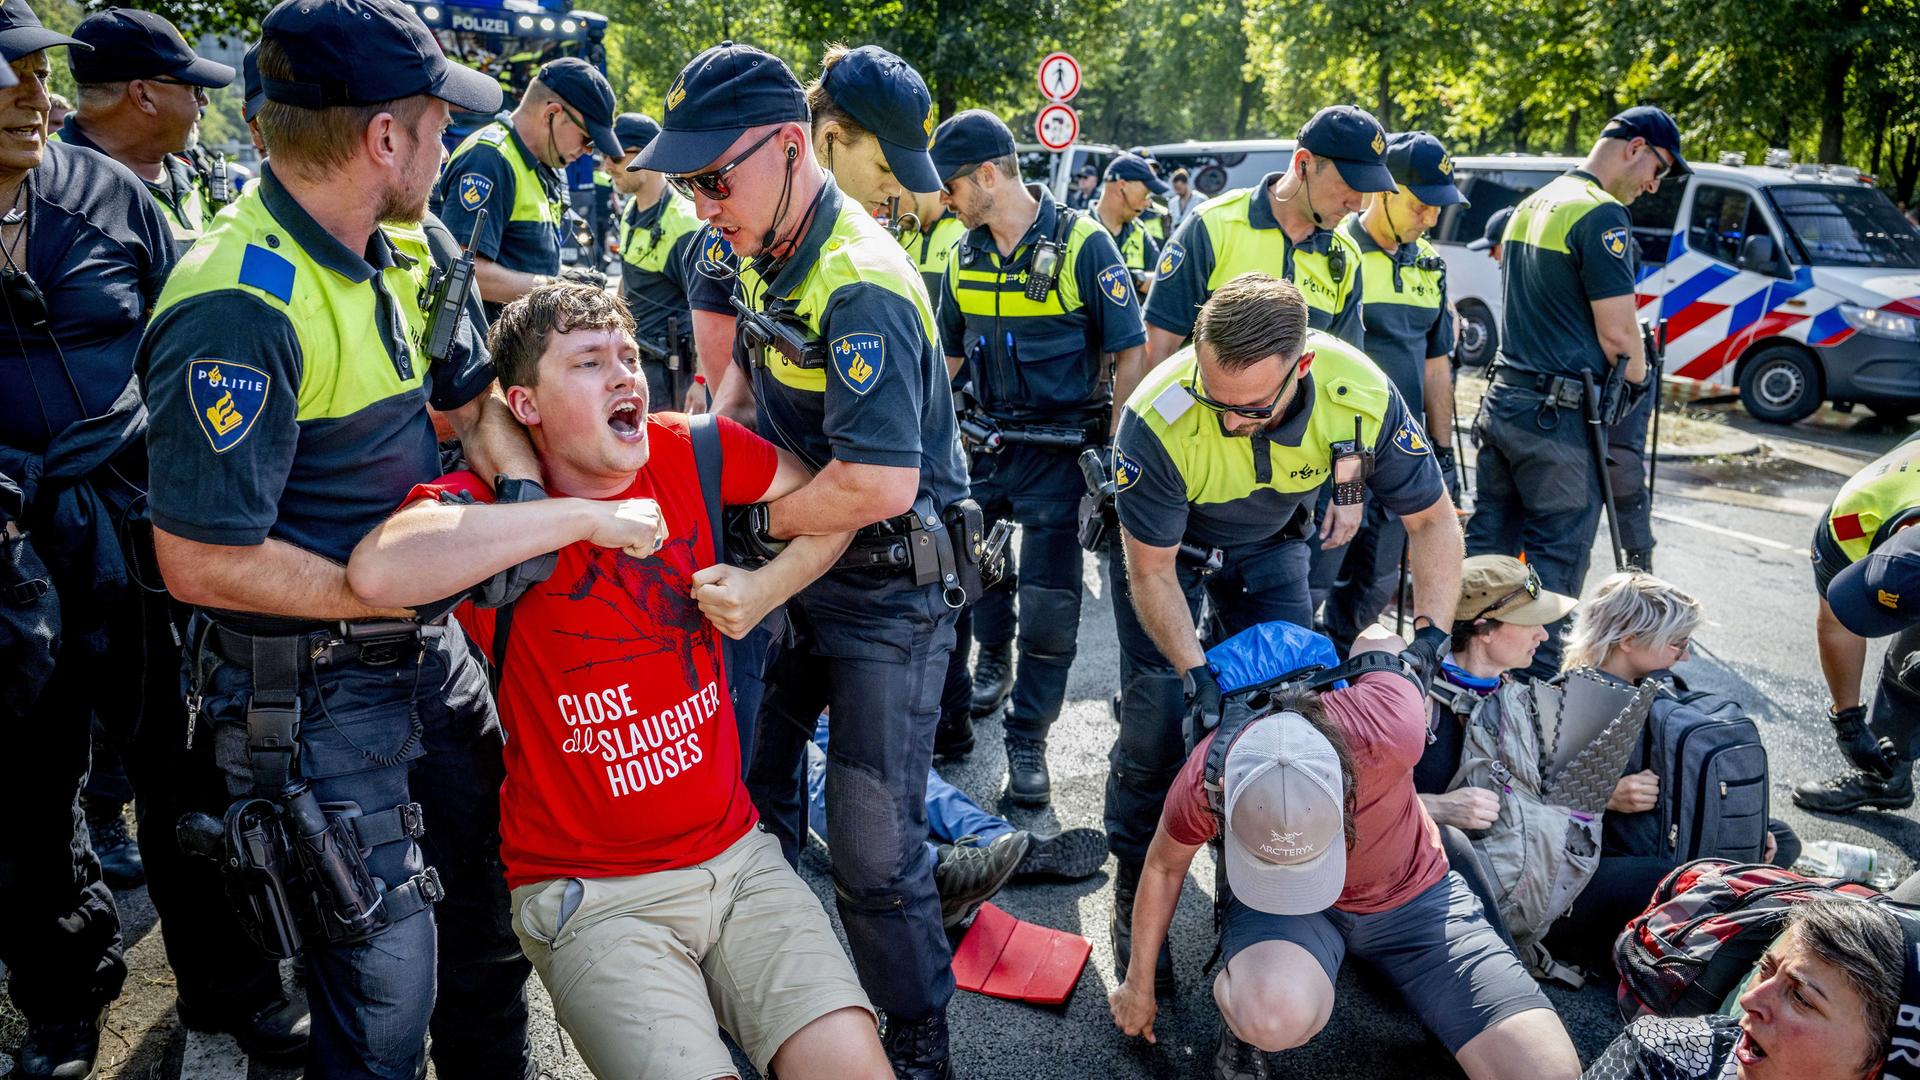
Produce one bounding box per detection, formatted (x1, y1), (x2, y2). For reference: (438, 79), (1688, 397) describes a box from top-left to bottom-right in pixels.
(1434, 153), (1920, 423)
(1019, 142), (1120, 201)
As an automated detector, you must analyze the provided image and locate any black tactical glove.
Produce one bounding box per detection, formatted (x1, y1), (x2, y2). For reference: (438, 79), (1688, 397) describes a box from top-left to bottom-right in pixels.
(1434, 445), (1463, 506)
(1829, 705), (1892, 778)
(722, 503), (785, 570)
(1403, 624), (1452, 693)
(417, 477), (558, 618)
(1182, 664), (1224, 753)
(557, 267), (610, 290)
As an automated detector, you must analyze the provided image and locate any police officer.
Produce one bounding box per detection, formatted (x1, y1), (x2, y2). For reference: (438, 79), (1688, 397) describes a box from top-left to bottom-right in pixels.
(1795, 436), (1920, 813)
(1463, 106), (1685, 675)
(1067, 162), (1097, 210)
(634, 43), (970, 1078)
(57, 7), (234, 255)
(435, 55), (622, 310)
(0, 8), (176, 1075)
(932, 109), (1146, 803)
(1309, 131), (1466, 651)
(607, 112), (701, 408)
(1141, 104), (1390, 393)
(1092, 152), (1165, 297)
(139, 2), (543, 1074)
(1467, 205), (1513, 267)
(1103, 272), (1463, 995)
(900, 183), (966, 306)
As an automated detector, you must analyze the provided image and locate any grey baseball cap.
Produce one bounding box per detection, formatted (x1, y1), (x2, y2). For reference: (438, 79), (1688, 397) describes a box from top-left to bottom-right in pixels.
(1222, 710), (1348, 915)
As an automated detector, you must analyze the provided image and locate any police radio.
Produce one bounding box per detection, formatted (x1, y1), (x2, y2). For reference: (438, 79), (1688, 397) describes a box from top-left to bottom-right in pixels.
(729, 295), (827, 370)
(1328, 416), (1374, 506)
(1325, 242), (1347, 284)
(1024, 236), (1062, 302)
(421, 209), (485, 370)
(207, 152), (234, 207)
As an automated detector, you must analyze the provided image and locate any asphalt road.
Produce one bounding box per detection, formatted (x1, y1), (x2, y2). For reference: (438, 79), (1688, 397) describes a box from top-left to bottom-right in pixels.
(11, 397), (1920, 1080)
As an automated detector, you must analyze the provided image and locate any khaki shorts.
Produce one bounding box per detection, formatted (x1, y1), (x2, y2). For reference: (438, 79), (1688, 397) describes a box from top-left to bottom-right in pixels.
(510, 827), (874, 1079)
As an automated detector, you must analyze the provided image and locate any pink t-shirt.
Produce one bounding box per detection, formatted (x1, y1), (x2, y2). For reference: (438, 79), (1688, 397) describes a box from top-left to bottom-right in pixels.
(1161, 671), (1448, 915)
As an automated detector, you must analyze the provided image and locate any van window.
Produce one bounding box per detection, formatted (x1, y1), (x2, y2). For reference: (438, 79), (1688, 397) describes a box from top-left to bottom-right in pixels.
(1150, 148), (1295, 196)
(1629, 182), (1683, 266)
(1769, 184), (1920, 268)
(1434, 168), (1556, 245)
(1684, 183), (1772, 267)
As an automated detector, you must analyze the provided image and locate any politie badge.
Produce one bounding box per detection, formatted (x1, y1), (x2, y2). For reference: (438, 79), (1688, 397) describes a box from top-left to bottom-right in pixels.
(830, 333), (885, 396)
(1099, 265), (1132, 306)
(188, 360), (272, 454)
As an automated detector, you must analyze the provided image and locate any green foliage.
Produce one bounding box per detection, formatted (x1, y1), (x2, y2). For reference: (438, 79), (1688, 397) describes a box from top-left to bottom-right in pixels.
(34, 0), (1920, 201)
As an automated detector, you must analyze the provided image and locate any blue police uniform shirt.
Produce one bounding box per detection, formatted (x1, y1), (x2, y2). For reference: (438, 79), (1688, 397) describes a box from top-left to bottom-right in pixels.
(432, 122), (565, 276)
(619, 193), (700, 352)
(1114, 366), (1443, 550)
(1143, 171), (1365, 350)
(683, 222), (736, 315)
(1337, 214), (1454, 424)
(1499, 168), (1639, 377)
(2, 140), (175, 453)
(740, 182), (968, 513)
(57, 115), (203, 257)
(938, 185), (1147, 423)
(141, 166), (497, 564)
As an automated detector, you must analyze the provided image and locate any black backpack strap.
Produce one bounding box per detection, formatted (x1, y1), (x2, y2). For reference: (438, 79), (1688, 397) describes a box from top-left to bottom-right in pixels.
(689, 413), (724, 565)
(489, 603), (515, 696)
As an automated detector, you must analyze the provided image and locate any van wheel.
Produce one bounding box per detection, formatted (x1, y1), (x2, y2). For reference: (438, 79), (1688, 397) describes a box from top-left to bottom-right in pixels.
(1738, 346), (1822, 424)
(1456, 300), (1497, 368)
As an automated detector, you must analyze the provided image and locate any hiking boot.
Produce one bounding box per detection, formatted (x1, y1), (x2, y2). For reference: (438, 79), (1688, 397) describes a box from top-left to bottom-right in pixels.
(1111, 860), (1176, 996)
(970, 643), (1014, 718)
(934, 707), (974, 760)
(1793, 761), (1915, 813)
(882, 1010), (953, 1080)
(1214, 1026), (1270, 1080)
(177, 995), (310, 1065)
(1004, 735), (1051, 806)
(13, 1011), (104, 1080)
(84, 799), (144, 891)
(933, 832), (1030, 928)
(1012, 827), (1108, 882)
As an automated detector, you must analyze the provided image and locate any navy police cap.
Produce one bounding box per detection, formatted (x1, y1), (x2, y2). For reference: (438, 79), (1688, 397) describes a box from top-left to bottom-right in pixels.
(538, 57), (621, 159)
(1829, 526), (1920, 638)
(930, 109), (1015, 183)
(822, 45), (940, 194)
(0, 0), (87, 61)
(1105, 153), (1169, 196)
(1297, 104), (1396, 194)
(260, 0), (500, 115)
(632, 41), (807, 175)
(69, 8), (234, 87)
(1468, 206), (1513, 251)
(241, 42), (263, 121)
(1602, 105), (1691, 177)
(614, 112), (661, 156)
(1385, 131), (1466, 207)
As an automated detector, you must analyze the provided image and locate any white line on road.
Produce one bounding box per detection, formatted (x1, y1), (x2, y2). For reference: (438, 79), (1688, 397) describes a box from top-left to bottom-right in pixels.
(1649, 509), (1800, 552)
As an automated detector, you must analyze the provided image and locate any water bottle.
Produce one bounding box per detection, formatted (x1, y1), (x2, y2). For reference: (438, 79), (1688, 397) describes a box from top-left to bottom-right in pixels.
(1795, 839), (1903, 890)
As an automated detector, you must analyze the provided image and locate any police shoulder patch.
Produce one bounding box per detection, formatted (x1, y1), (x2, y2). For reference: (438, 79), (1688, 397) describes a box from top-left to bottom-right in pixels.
(1392, 418), (1431, 457)
(1098, 264), (1133, 306)
(457, 173), (494, 212)
(1601, 226), (1629, 259)
(830, 332), (885, 396)
(1115, 449), (1143, 491)
(187, 359), (272, 454)
(1157, 241), (1186, 277)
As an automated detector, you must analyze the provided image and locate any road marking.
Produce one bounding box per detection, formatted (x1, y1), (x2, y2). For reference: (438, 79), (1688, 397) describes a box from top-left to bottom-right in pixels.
(1658, 481), (1826, 518)
(1649, 509), (1800, 552)
(180, 1028), (251, 1080)
(1757, 437), (1873, 477)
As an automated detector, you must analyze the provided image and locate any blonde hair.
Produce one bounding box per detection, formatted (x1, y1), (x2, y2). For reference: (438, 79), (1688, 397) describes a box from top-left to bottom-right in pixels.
(1561, 572), (1703, 670)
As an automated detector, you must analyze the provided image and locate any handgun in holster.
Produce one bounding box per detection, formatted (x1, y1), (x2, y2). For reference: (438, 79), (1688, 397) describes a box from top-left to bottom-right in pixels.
(421, 209), (486, 370)
(1075, 447), (1223, 573)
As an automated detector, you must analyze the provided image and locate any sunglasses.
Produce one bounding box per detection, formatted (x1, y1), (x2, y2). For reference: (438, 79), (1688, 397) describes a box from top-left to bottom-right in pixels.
(1647, 142), (1675, 180)
(942, 161), (985, 196)
(1469, 567), (1542, 623)
(1186, 355), (1306, 420)
(149, 76), (209, 103)
(667, 127), (780, 203)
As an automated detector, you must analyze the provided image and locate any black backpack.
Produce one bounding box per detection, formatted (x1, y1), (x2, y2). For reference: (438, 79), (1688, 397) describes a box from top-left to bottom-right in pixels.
(1603, 682), (1769, 863)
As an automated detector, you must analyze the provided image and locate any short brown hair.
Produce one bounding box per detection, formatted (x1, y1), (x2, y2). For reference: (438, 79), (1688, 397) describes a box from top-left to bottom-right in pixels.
(1193, 272), (1309, 371)
(488, 283), (635, 391)
(804, 44), (869, 143)
(255, 38), (434, 173)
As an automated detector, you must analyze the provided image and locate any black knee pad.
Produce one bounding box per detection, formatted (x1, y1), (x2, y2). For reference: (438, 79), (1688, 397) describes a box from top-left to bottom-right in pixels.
(1016, 586), (1082, 658)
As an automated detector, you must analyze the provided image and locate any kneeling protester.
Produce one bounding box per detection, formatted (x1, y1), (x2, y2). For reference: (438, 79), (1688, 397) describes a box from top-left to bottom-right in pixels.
(347, 284), (887, 1080)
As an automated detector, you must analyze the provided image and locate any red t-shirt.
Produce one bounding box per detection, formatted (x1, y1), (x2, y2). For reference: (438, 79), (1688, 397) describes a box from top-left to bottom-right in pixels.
(1161, 671), (1448, 915)
(407, 414), (778, 888)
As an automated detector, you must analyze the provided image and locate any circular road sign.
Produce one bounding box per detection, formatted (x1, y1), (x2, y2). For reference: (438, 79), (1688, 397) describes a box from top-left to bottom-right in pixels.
(1035, 102), (1080, 151)
(1037, 51), (1081, 103)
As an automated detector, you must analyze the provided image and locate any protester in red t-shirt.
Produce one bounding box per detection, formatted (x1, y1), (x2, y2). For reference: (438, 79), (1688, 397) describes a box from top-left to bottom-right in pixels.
(1107, 631), (1580, 1080)
(347, 284), (887, 1080)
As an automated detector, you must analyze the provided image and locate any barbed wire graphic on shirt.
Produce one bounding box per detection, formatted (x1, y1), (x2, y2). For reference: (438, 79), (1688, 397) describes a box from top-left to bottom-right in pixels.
(546, 527), (718, 689)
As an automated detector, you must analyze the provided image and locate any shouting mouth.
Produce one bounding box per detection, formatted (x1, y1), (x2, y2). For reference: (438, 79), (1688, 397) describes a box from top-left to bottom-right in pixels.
(1734, 1027), (1767, 1067)
(607, 396), (644, 441)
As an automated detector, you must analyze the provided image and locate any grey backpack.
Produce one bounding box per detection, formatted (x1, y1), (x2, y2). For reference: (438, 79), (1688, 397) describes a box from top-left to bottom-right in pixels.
(1445, 671), (1656, 979)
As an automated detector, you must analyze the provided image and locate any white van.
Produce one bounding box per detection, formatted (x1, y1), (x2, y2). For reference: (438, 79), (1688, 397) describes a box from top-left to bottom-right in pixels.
(1136, 139), (1298, 200)
(1433, 153), (1920, 422)
(1016, 142), (1120, 202)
